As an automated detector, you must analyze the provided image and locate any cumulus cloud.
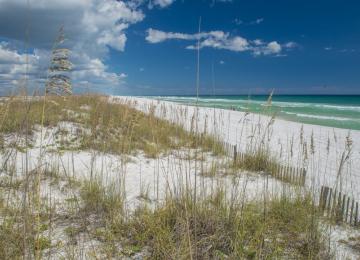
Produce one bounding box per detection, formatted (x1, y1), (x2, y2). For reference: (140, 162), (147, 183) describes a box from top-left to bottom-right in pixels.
(284, 41), (298, 48)
(146, 28), (296, 56)
(146, 28), (198, 43)
(250, 18), (264, 25)
(211, 0), (233, 7)
(0, 0), (145, 93)
(252, 41), (281, 56)
(148, 0), (175, 9)
(234, 18), (243, 25)
(234, 17), (264, 26)
(0, 43), (41, 85)
(253, 39), (264, 46)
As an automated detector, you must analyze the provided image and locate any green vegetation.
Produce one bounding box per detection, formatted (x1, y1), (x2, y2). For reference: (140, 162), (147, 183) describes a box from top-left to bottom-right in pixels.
(0, 94), (343, 259)
(0, 95), (223, 157)
(72, 180), (327, 259)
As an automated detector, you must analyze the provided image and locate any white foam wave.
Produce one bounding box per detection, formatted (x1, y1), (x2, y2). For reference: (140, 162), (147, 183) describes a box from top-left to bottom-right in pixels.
(284, 112), (357, 121)
(151, 96), (360, 112)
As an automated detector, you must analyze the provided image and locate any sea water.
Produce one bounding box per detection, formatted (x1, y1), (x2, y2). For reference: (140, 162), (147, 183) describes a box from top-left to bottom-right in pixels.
(148, 95), (360, 130)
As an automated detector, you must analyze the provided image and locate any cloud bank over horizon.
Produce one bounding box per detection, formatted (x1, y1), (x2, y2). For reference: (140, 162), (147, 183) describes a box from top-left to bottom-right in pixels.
(0, 0), (147, 94)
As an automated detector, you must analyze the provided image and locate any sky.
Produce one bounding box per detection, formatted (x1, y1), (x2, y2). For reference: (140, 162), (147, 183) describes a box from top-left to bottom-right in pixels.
(0, 0), (359, 96)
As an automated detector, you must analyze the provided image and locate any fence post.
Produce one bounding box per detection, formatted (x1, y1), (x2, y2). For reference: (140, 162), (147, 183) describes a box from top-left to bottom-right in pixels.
(337, 192), (342, 221)
(331, 189), (338, 218)
(233, 145), (237, 164)
(327, 188), (333, 216)
(350, 199), (355, 225)
(320, 186), (325, 209)
(286, 165), (291, 183)
(323, 187), (329, 211)
(346, 197), (350, 224)
(301, 168), (306, 185)
(341, 194), (346, 222)
(355, 203), (359, 226)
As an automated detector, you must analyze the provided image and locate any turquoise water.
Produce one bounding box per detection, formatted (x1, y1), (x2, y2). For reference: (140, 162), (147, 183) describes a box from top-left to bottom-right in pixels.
(148, 95), (360, 130)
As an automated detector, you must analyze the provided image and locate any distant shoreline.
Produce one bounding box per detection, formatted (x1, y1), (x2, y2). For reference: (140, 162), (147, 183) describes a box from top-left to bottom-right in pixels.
(140, 95), (360, 131)
(115, 96), (360, 203)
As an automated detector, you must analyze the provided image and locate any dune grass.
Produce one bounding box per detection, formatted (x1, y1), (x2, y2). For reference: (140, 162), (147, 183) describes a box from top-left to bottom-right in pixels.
(72, 179), (328, 259)
(0, 95), (224, 157)
(0, 94), (342, 259)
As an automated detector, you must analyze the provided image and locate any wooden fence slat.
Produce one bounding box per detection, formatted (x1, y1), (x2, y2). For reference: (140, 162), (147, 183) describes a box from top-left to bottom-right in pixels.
(292, 167), (296, 184)
(288, 167), (291, 182)
(324, 187), (330, 211)
(233, 145), (237, 163)
(320, 186), (325, 209)
(331, 189), (338, 218)
(327, 188), (333, 216)
(317, 186), (360, 227)
(345, 197), (350, 224)
(302, 168), (306, 185)
(337, 192), (342, 220)
(341, 194), (346, 222)
(350, 199), (355, 225)
(355, 202), (359, 226)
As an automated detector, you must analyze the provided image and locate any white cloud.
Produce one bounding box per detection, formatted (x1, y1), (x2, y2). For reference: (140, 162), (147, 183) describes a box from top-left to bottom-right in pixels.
(211, 0), (233, 6)
(146, 29), (230, 45)
(234, 18), (243, 25)
(146, 28), (296, 56)
(234, 17), (265, 26)
(0, 0), (89, 10)
(0, 40), (127, 92)
(96, 24), (129, 51)
(0, 42), (35, 64)
(0, 44), (40, 77)
(148, 0), (175, 9)
(146, 28), (196, 43)
(284, 41), (298, 48)
(250, 18), (264, 25)
(252, 41), (284, 56)
(0, 0), (145, 92)
(253, 39), (264, 46)
(219, 60), (225, 65)
(266, 41), (282, 53)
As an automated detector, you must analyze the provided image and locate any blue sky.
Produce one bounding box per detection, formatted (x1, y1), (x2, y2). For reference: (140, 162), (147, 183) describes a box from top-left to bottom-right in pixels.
(0, 0), (359, 95)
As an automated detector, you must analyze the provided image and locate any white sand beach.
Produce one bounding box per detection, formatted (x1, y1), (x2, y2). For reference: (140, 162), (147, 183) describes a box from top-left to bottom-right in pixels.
(113, 96), (360, 203)
(1, 96), (360, 258)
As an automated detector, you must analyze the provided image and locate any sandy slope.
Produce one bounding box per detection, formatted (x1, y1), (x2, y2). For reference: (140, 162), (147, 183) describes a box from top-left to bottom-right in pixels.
(1, 97), (360, 258)
(114, 96), (360, 203)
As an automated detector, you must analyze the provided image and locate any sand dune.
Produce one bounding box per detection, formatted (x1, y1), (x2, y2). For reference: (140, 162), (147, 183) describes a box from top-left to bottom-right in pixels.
(114, 96), (360, 203)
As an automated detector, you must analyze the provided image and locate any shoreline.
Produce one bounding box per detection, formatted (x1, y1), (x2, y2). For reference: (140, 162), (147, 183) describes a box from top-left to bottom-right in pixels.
(146, 95), (360, 131)
(114, 96), (360, 202)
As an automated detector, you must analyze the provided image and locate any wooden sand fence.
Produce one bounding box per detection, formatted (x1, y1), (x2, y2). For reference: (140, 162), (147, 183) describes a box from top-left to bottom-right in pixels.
(319, 186), (359, 226)
(220, 141), (306, 186)
(220, 141), (360, 227)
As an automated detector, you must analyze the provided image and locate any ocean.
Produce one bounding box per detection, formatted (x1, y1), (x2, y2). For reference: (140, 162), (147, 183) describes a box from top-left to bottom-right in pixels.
(147, 95), (360, 130)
